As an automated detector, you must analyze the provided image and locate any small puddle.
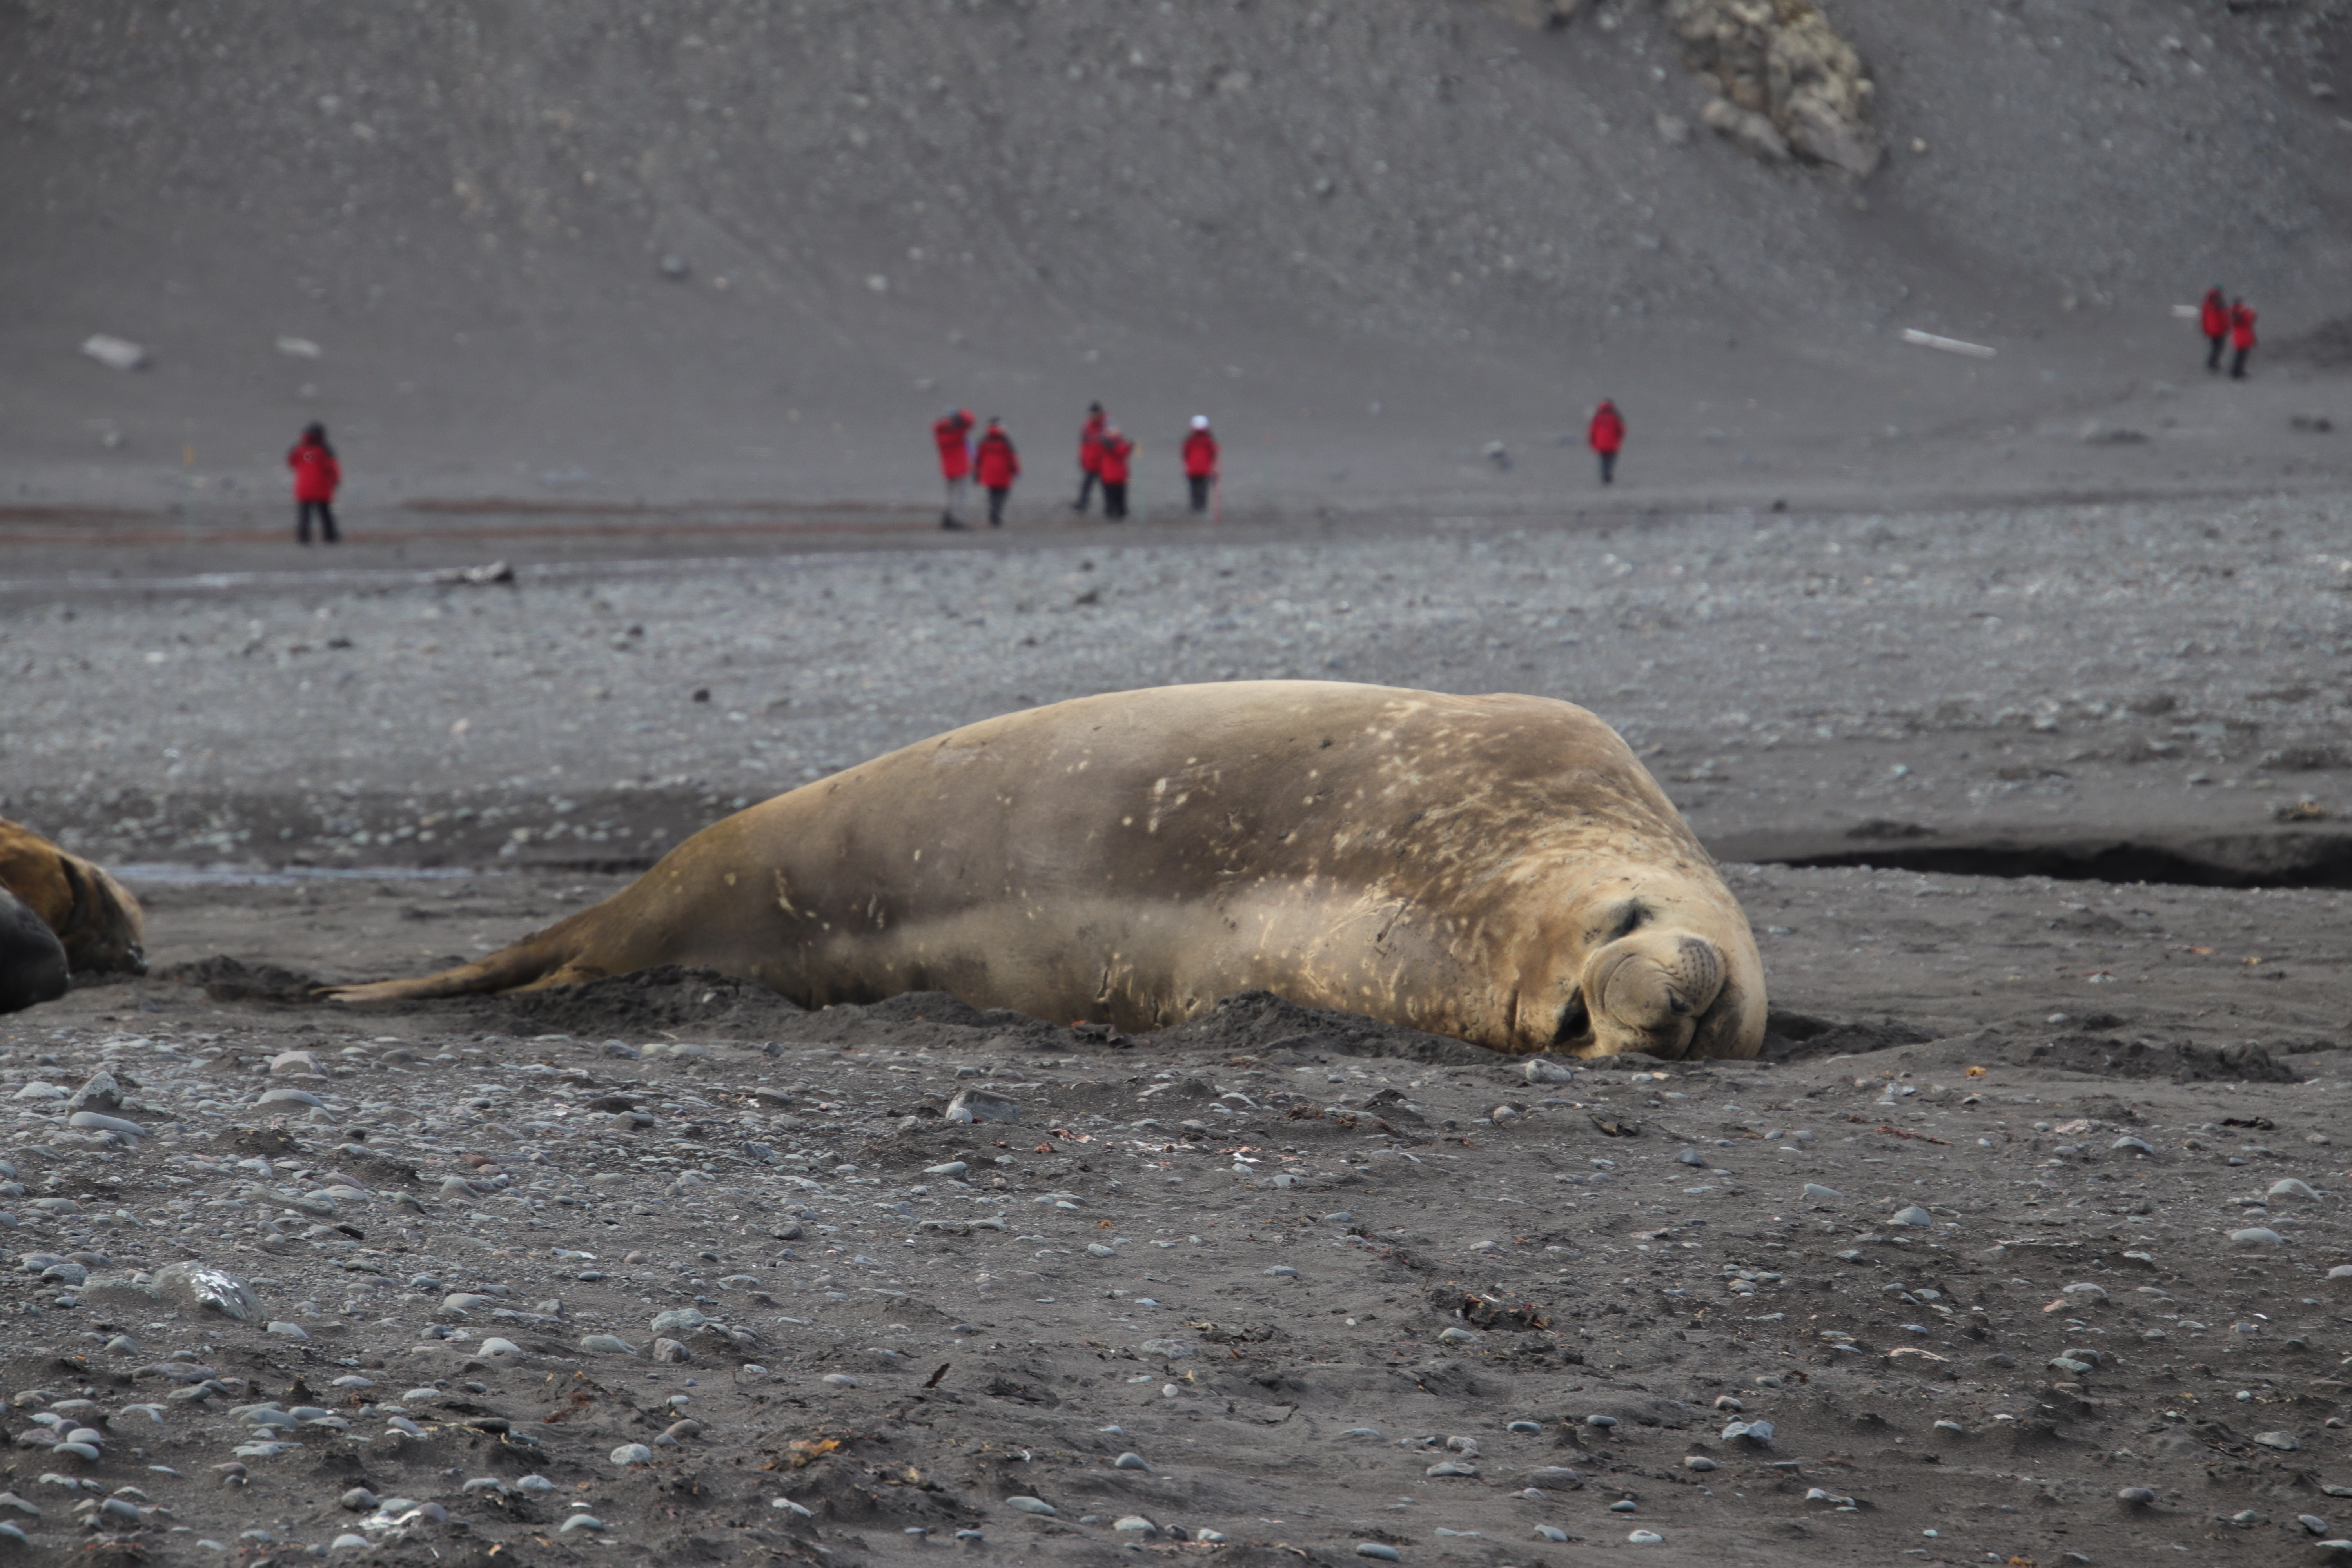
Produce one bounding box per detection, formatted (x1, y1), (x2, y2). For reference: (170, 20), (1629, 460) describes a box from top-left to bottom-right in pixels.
(1753, 831), (2352, 890)
(111, 862), (500, 888)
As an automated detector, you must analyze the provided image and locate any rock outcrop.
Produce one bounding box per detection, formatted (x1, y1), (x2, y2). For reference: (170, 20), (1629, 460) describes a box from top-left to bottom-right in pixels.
(1663, 0), (1881, 176)
(1478, 0), (1586, 26)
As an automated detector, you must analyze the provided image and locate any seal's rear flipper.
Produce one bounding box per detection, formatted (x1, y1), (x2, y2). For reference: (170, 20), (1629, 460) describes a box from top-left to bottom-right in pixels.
(323, 935), (578, 1004)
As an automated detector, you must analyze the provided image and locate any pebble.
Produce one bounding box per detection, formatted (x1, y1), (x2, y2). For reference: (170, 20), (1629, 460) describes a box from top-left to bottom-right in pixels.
(2231, 1227), (2285, 1248)
(2253, 1431), (2301, 1451)
(1532, 1525), (1570, 1542)
(2116, 1486), (2156, 1505)
(2112, 1135), (2156, 1155)
(579, 1334), (639, 1356)
(1112, 1515), (1157, 1534)
(1004, 1496), (1056, 1515)
(263, 1321), (308, 1341)
(65, 1112), (145, 1139)
(609, 1444), (654, 1467)
(1354, 1546), (1401, 1562)
(2269, 1178), (2321, 1201)
(1684, 1455), (1717, 1470)
(1627, 1530), (1663, 1544)
(1114, 1452), (1151, 1470)
(1426, 1461), (1478, 1477)
(1675, 1148), (1705, 1167)
(1506, 1420), (1541, 1434)
(1523, 1058), (1575, 1084)
(820, 1374), (858, 1388)
(1608, 1499), (1638, 1513)
(1889, 1205), (1933, 1227)
(2304, 1515), (2332, 1535)
(946, 1088), (1022, 1124)
(1803, 1184), (1844, 1202)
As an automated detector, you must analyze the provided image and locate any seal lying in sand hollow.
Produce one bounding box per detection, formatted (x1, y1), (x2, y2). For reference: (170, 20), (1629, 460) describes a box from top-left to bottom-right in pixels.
(332, 681), (1765, 1059)
(0, 819), (147, 1013)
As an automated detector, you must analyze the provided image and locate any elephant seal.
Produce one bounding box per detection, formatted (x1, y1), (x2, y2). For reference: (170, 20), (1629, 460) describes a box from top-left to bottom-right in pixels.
(0, 820), (147, 1013)
(330, 681), (1765, 1059)
(0, 889), (69, 1016)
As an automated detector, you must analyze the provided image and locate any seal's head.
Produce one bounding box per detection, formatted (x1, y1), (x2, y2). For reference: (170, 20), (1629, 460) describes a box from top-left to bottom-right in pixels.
(0, 820), (146, 978)
(1510, 882), (1763, 1060)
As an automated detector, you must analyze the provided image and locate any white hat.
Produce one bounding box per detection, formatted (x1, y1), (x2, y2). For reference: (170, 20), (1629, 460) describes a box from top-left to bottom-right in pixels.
(1191, 414), (1210, 430)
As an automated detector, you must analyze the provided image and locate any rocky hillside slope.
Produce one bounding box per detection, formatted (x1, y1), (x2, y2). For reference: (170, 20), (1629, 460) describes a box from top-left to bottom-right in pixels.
(2, 0), (2345, 502)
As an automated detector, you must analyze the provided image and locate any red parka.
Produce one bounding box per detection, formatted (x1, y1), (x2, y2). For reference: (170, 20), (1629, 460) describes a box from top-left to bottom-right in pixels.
(1182, 428), (1219, 479)
(1078, 411), (1107, 474)
(1588, 401), (1625, 456)
(975, 428), (1020, 489)
(2200, 289), (2228, 339)
(1097, 433), (1134, 485)
(933, 412), (973, 480)
(287, 434), (341, 502)
(2230, 303), (2257, 350)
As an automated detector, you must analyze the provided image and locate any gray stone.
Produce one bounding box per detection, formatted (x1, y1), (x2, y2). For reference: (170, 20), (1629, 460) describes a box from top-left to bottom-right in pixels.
(1803, 1183), (1844, 1202)
(946, 1088), (1022, 1124)
(578, 1334), (638, 1357)
(1004, 1496), (1056, 1516)
(152, 1262), (263, 1322)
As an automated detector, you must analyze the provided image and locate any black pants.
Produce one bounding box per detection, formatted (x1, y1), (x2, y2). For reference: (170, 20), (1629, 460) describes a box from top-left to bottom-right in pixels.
(1597, 451), (1617, 485)
(2207, 333), (2225, 371)
(297, 500), (338, 543)
(1187, 475), (1211, 513)
(1074, 470), (1098, 512)
(2231, 347), (2250, 379)
(1103, 481), (1128, 520)
(986, 486), (1009, 526)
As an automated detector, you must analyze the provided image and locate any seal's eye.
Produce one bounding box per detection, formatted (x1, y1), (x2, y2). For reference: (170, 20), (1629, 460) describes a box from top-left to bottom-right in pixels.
(1605, 901), (1651, 942)
(1553, 992), (1591, 1045)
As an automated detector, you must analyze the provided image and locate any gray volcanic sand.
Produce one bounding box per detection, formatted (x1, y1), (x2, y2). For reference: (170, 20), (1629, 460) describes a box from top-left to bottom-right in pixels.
(1, 492), (2351, 1564)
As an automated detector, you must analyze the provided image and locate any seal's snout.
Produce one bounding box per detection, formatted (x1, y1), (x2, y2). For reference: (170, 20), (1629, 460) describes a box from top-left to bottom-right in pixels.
(1585, 931), (1728, 1058)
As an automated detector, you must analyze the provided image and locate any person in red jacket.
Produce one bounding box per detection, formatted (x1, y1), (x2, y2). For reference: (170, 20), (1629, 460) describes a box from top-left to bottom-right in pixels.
(973, 417), (1020, 528)
(2200, 286), (2229, 373)
(1073, 402), (1107, 515)
(933, 407), (974, 530)
(1097, 427), (1135, 521)
(1181, 415), (1220, 515)
(2229, 299), (2258, 381)
(1588, 399), (1625, 486)
(286, 422), (341, 544)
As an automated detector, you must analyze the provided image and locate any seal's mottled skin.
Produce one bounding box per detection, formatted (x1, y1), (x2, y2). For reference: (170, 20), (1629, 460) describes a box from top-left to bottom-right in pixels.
(0, 818), (146, 1013)
(330, 681), (1765, 1059)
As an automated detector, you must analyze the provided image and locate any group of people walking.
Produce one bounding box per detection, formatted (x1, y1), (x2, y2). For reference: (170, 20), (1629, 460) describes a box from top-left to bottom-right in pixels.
(932, 405), (1218, 529)
(2200, 287), (2258, 378)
